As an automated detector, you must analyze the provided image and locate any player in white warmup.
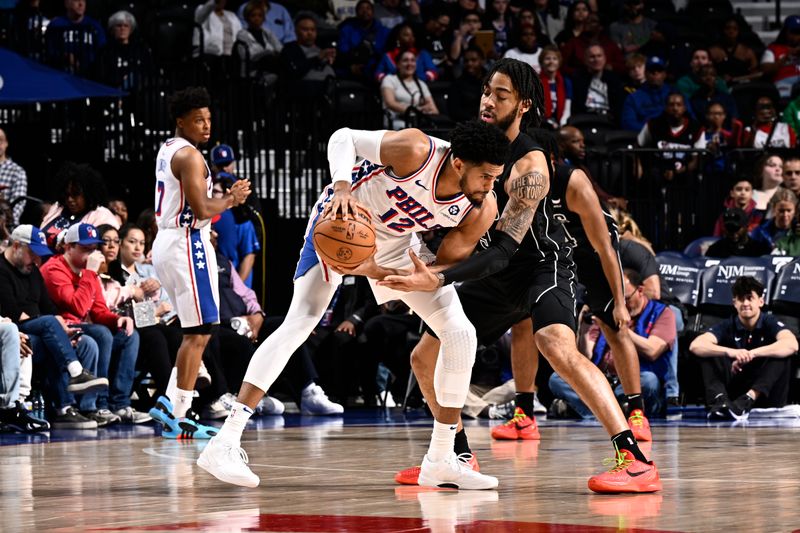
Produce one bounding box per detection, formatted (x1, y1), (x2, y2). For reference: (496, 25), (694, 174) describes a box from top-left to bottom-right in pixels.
(148, 87), (251, 438)
(197, 120), (509, 488)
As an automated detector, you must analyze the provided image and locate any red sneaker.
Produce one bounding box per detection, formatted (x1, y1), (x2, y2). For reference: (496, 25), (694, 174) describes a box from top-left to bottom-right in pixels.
(587, 449), (661, 493)
(627, 409), (652, 442)
(490, 407), (540, 440)
(394, 454), (479, 485)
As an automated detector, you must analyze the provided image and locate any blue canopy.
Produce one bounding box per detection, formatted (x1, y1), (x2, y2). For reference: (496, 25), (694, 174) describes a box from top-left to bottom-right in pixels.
(0, 47), (125, 105)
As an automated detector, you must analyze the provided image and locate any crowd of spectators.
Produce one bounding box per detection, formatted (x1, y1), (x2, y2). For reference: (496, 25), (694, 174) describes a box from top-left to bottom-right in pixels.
(1, 0), (800, 433)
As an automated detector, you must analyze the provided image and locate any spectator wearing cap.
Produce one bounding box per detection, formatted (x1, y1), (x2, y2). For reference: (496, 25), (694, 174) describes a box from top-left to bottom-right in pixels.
(706, 208), (772, 258)
(675, 47), (729, 102)
(211, 176), (261, 288)
(570, 43), (625, 121)
(195, 0), (243, 57)
(760, 15), (800, 99)
(712, 177), (763, 237)
(40, 223), (150, 425)
(690, 276), (798, 421)
(0, 224), (106, 430)
(236, 0), (296, 44)
(742, 96), (797, 149)
(0, 127), (28, 226)
(609, 0), (656, 55)
(622, 56), (671, 132)
(337, 0), (389, 81)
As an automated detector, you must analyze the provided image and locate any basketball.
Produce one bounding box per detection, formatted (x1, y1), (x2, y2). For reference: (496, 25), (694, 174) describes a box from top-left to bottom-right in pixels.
(312, 206), (376, 269)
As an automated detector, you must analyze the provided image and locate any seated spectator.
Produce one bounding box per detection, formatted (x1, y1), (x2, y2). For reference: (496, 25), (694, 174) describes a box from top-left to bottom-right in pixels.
(0, 317), (49, 433)
(706, 208), (772, 258)
(0, 225), (106, 429)
(774, 197), (800, 255)
(448, 46), (486, 122)
(693, 102), (741, 176)
(236, 0), (296, 44)
(531, 0), (566, 44)
(637, 92), (699, 182)
(550, 268), (675, 419)
(195, 0), (242, 57)
(781, 155), (800, 197)
(622, 52), (645, 95)
(613, 208), (655, 257)
(608, 0), (655, 55)
(337, 0), (389, 81)
(41, 163), (119, 249)
(557, 126), (620, 207)
(374, 0), (409, 31)
(751, 154), (784, 213)
(689, 65), (738, 127)
(46, 0), (106, 75)
(690, 276), (798, 420)
(622, 56), (671, 132)
(483, 0), (514, 57)
(449, 11), (482, 64)
(107, 197), (128, 226)
(281, 13), (336, 84)
(375, 23), (438, 82)
(570, 43), (625, 121)
(415, 7), (452, 76)
(561, 13), (624, 76)
(235, 0), (283, 83)
(713, 177), (763, 237)
(99, 10), (151, 90)
(503, 23), (541, 73)
(380, 48), (439, 129)
(0, 127), (28, 226)
(553, 0), (589, 47)
(538, 45), (572, 127)
(709, 17), (760, 84)
(517, 7), (552, 47)
(760, 15), (800, 99)
(741, 96), (797, 149)
(211, 172), (261, 287)
(751, 189), (798, 249)
(783, 91), (800, 137)
(40, 223), (149, 425)
(675, 47), (729, 101)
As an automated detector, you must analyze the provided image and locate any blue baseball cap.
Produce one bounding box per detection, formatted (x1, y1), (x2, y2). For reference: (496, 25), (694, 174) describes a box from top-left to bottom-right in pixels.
(64, 223), (103, 246)
(10, 225), (52, 257)
(211, 144), (236, 166)
(785, 15), (800, 32)
(646, 56), (667, 71)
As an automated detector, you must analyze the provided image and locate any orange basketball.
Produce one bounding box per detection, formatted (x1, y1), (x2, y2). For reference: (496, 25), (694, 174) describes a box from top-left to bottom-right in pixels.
(312, 206), (376, 269)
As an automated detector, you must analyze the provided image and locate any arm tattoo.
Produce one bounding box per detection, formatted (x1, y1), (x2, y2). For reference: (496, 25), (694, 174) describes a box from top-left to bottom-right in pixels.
(496, 171), (547, 243)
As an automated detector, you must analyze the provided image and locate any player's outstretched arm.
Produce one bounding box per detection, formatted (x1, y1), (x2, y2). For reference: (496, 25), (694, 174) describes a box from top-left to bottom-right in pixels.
(174, 146), (250, 220)
(324, 127), (431, 220)
(568, 168), (630, 329)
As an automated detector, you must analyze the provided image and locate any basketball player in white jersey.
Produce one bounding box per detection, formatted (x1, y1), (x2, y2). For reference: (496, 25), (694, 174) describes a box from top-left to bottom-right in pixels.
(197, 120), (508, 489)
(148, 87), (251, 439)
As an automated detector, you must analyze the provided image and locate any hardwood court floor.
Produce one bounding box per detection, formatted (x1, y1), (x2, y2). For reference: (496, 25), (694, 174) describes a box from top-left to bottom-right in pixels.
(1, 413), (799, 533)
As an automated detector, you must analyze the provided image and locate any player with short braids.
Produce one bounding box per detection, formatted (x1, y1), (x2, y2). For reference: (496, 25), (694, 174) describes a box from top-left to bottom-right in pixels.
(484, 58), (546, 129)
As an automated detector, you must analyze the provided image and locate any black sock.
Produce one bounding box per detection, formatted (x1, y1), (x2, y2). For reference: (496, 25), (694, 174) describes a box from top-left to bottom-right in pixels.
(515, 392), (535, 416)
(626, 394), (645, 414)
(611, 429), (648, 463)
(453, 428), (471, 455)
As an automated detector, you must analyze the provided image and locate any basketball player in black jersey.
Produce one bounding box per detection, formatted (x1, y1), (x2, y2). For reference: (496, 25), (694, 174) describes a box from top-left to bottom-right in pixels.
(382, 58), (661, 493)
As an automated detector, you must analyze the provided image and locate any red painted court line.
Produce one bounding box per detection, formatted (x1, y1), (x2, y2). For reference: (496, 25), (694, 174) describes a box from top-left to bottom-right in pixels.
(91, 513), (680, 533)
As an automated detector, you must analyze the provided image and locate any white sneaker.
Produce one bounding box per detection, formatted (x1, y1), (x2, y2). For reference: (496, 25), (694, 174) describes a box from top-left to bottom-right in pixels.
(533, 392), (547, 415)
(301, 385), (344, 415)
(202, 399), (231, 420)
(418, 452), (499, 490)
(197, 437), (260, 488)
(256, 396), (285, 415)
(218, 392), (238, 411)
(196, 362), (211, 389)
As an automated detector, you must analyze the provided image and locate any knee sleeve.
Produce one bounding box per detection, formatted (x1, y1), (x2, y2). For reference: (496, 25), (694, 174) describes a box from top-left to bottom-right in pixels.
(430, 314), (477, 408)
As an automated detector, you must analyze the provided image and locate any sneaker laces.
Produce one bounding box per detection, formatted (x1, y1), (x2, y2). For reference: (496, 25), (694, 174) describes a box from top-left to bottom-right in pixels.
(456, 453), (475, 470)
(601, 446), (634, 474)
(502, 407), (527, 427)
(628, 410), (645, 428)
(226, 444), (250, 466)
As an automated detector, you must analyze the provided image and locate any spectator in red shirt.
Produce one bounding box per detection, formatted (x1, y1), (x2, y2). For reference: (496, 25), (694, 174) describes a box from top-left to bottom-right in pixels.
(760, 15), (800, 99)
(713, 176), (763, 237)
(40, 223), (150, 425)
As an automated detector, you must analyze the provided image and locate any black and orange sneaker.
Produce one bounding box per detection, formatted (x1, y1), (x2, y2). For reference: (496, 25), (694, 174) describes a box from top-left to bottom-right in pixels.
(588, 449), (661, 494)
(627, 409), (652, 442)
(490, 407), (540, 440)
(394, 453), (480, 485)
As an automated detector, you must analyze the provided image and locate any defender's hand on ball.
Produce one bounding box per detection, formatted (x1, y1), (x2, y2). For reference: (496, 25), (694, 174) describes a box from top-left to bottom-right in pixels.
(323, 188), (361, 221)
(330, 254), (380, 278)
(377, 250), (439, 292)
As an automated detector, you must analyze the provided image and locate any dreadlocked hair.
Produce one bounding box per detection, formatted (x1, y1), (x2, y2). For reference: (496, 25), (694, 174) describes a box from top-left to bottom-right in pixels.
(485, 58), (546, 129)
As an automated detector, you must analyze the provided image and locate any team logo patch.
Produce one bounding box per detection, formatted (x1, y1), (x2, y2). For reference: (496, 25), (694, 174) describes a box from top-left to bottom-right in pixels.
(88, 228), (97, 238)
(448, 205), (460, 216)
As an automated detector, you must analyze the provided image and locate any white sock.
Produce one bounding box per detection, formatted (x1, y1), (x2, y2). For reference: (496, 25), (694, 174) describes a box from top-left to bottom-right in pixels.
(165, 367), (178, 403)
(67, 361), (83, 378)
(172, 387), (194, 418)
(427, 420), (457, 462)
(216, 402), (254, 445)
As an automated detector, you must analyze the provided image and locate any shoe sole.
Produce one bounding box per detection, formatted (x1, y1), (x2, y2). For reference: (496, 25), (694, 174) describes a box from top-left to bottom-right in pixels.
(67, 379), (109, 394)
(197, 453), (260, 488)
(53, 422), (98, 429)
(588, 480), (662, 493)
(418, 473), (498, 490)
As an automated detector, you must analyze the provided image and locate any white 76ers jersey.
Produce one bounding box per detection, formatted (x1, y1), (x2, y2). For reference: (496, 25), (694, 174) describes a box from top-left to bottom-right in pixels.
(154, 138), (212, 230)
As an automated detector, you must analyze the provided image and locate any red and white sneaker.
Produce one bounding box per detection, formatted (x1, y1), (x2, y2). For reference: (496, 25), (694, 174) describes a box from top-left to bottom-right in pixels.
(394, 453), (480, 485)
(627, 409), (652, 442)
(587, 449), (661, 493)
(490, 407), (540, 440)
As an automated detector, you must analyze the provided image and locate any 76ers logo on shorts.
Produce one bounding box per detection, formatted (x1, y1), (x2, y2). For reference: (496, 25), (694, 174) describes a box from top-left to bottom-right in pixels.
(448, 205), (460, 216)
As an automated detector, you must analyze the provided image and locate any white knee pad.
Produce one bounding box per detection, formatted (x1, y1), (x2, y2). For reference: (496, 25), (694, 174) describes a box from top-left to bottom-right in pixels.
(431, 319), (477, 408)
